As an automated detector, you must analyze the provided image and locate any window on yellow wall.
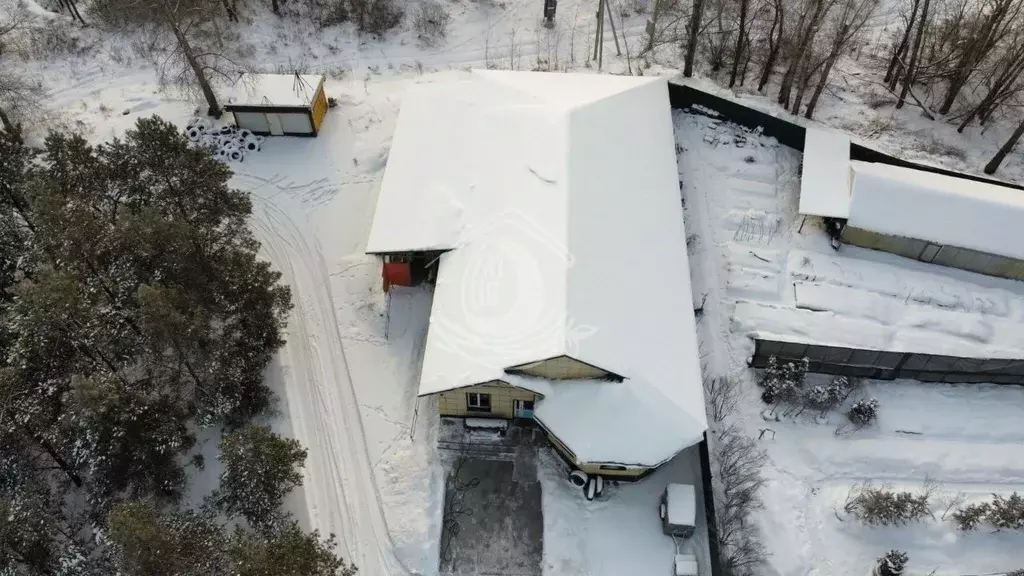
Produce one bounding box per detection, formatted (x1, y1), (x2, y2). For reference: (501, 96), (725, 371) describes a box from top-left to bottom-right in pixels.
(466, 393), (491, 412)
(599, 464), (628, 471)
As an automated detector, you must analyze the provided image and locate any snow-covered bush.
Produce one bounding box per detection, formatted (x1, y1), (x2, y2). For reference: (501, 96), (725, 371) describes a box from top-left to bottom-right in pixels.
(758, 356), (807, 404)
(350, 0), (403, 36)
(952, 502), (991, 531)
(847, 398), (879, 426)
(988, 492), (1024, 530)
(413, 0), (451, 45)
(955, 492), (1024, 531)
(844, 483), (930, 525)
(875, 550), (908, 576)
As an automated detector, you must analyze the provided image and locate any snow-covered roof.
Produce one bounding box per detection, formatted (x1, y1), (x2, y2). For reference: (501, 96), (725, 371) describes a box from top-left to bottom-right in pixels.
(798, 128), (851, 218)
(665, 483), (696, 526)
(847, 161), (1024, 261)
(228, 73), (323, 108)
(368, 71), (707, 466)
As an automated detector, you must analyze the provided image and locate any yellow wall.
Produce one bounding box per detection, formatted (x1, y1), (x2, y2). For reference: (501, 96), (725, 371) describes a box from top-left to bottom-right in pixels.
(311, 83), (328, 132)
(437, 381), (537, 419)
(511, 355), (610, 380)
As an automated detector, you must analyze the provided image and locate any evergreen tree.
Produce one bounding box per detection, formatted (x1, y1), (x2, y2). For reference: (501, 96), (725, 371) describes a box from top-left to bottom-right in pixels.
(108, 501), (228, 576)
(228, 522), (357, 576)
(215, 426), (307, 531)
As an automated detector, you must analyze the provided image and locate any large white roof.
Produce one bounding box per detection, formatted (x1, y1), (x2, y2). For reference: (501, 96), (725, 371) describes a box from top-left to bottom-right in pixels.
(798, 128), (851, 218)
(367, 71), (707, 466)
(847, 161), (1024, 260)
(228, 73), (323, 108)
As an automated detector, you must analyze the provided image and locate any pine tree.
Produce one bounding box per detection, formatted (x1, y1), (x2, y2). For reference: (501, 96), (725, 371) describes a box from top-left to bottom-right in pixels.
(215, 426), (307, 531)
(108, 501), (229, 576)
(228, 522), (357, 576)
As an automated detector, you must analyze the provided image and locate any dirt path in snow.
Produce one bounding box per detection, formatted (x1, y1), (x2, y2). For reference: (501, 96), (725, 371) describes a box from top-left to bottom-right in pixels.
(242, 172), (413, 576)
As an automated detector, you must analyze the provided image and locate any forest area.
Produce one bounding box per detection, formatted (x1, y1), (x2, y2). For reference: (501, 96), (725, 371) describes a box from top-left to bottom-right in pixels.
(0, 116), (361, 574)
(643, 0), (1024, 173)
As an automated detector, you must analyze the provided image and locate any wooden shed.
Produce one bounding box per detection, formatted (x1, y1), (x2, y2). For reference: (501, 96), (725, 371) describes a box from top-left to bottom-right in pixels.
(225, 73), (328, 137)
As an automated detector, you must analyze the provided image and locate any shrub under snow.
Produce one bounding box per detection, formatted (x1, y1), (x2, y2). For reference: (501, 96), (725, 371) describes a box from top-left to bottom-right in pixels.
(847, 397), (880, 426)
(844, 483), (930, 525)
(953, 492), (1024, 531)
(875, 550), (908, 576)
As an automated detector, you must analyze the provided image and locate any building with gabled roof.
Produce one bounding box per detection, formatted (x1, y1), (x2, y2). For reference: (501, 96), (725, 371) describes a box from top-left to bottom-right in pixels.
(366, 70), (706, 477)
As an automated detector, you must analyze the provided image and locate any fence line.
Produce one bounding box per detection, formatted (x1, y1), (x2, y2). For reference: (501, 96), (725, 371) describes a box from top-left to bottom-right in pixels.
(750, 338), (1024, 385)
(666, 83), (1024, 195)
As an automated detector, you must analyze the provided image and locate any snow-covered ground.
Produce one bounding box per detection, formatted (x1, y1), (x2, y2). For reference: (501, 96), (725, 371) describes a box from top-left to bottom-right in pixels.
(678, 110), (1024, 575)
(14, 0), (1024, 571)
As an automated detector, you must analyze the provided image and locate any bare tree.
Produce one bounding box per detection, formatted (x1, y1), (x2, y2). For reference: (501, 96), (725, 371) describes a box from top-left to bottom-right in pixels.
(885, 0), (921, 87)
(896, 0), (929, 109)
(937, 0), (1024, 114)
(730, 0), (751, 86)
(0, 3), (42, 132)
(684, 0), (707, 76)
(803, 0), (878, 118)
(984, 115), (1024, 173)
(956, 27), (1024, 131)
(778, 0), (835, 108)
(704, 375), (740, 422)
(141, 0), (240, 117)
(756, 0), (784, 91)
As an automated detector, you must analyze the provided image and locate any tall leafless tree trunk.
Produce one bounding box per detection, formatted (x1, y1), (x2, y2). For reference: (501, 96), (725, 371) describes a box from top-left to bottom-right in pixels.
(758, 0), (785, 91)
(938, 0), (1024, 114)
(984, 116), (1024, 174)
(779, 0), (831, 108)
(896, 0), (929, 109)
(730, 0), (750, 87)
(165, 14), (222, 116)
(684, 0), (706, 76)
(885, 0), (920, 85)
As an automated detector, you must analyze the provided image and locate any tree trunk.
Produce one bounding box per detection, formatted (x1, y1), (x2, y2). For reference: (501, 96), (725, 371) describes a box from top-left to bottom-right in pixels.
(778, 0), (821, 107)
(984, 116), (1024, 174)
(684, 0), (705, 77)
(168, 19), (222, 117)
(67, 0), (86, 25)
(897, 0), (929, 109)
(758, 0), (784, 91)
(0, 106), (13, 132)
(729, 0), (749, 87)
(272, 0), (280, 14)
(645, 0), (662, 52)
(884, 0), (920, 84)
(804, 57), (837, 118)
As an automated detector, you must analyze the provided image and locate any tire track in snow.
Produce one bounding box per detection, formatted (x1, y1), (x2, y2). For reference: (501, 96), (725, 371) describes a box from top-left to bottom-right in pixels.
(242, 173), (414, 576)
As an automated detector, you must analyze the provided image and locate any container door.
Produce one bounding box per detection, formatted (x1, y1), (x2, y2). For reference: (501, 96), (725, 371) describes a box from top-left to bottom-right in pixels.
(513, 399), (535, 419)
(267, 113), (284, 136)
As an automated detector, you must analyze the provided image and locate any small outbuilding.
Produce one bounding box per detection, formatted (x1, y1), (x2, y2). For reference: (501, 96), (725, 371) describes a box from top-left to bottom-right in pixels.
(225, 73), (328, 137)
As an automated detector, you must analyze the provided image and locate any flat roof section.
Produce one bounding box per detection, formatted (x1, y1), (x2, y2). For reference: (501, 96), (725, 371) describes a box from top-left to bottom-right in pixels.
(798, 127), (852, 218)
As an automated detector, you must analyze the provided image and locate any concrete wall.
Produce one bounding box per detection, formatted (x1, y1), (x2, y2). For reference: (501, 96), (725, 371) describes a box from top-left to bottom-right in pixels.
(842, 226), (1024, 281)
(510, 355), (611, 380)
(437, 381), (537, 419)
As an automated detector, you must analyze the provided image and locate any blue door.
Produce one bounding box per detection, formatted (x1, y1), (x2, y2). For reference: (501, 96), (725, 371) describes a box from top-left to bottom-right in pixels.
(514, 399), (535, 419)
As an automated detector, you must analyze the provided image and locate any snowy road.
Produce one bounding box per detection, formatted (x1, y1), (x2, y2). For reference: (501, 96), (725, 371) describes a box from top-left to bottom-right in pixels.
(243, 172), (412, 576)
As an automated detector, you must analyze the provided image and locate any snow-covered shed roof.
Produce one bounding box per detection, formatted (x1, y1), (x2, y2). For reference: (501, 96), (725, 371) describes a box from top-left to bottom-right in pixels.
(848, 161), (1024, 261)
(367, 70), (707, 466)
(665, 483), (696, 526)
(798, 127), (851, 218)
(227, 73), (323, 108)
